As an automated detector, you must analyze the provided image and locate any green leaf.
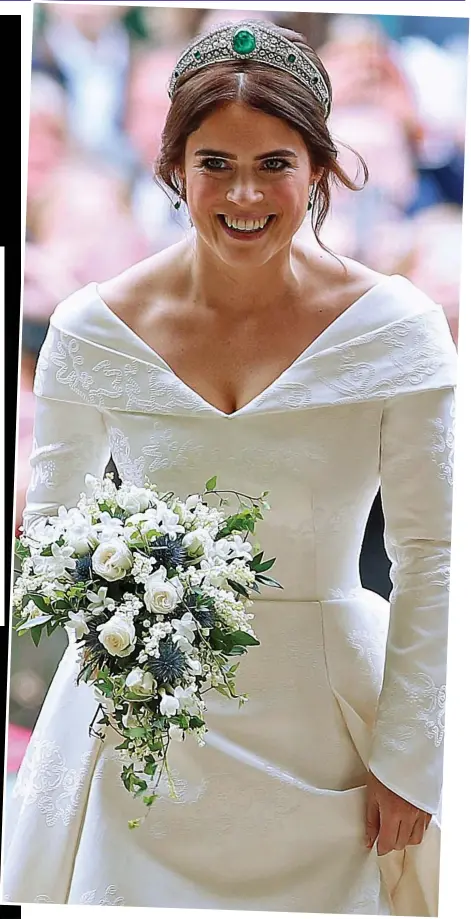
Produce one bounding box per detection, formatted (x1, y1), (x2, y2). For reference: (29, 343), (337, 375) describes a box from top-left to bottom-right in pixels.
(19, 615), (52, 631)
(230, 630), (260, 647)
(255, 574), (283, 589)
(15, 539), (30, 560)
(30, 625), (43, 647)
(251, 557), (276, 573)
(143, 794), (159, 807)
(205, 475), (218, 492)
(227, 645), (248, 656)
(226, 579), (251, 599)
(128, 819), (142, 829)
(27, 594), (52, 614)
(127, 727), (147, 739)
(144, 761), (157, 777)
(189, 716), (205, 729)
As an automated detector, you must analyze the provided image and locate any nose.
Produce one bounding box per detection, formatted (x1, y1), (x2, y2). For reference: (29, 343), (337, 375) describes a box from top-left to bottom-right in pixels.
(225, 176), (264, 209)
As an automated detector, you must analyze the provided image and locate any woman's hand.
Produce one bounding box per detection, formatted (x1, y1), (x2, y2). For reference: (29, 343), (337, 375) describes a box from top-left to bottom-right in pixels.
(365, 771), (432, 855)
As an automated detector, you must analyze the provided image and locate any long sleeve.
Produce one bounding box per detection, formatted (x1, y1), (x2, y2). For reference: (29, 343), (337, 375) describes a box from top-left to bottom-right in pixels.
(368, 386), (455, 814)
(23, 394), (111, 537)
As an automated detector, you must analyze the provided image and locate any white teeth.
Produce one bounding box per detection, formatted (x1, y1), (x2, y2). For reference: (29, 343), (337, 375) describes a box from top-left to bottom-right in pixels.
(223, 216), (270, 231)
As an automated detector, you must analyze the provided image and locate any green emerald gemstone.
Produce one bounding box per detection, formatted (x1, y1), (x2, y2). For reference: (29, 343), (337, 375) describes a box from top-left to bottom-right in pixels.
(194, 50), (202, 60)
(232, 28), (256, 56)
(287, 53), (296, 64)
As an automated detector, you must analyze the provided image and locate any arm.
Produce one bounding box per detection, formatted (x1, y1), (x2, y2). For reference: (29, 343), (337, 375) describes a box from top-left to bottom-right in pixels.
(368, 386), (454, 820)
(22, 395), (111, 536)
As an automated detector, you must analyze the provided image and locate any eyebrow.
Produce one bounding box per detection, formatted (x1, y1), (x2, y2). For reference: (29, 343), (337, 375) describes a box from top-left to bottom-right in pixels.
(193, 148), (299, 160)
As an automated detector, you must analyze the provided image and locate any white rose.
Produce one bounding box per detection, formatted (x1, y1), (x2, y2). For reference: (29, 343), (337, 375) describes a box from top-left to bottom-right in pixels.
(144, 567), (180, 615)
(182, 528), (211, 558)
(97, 615), (136, 657)
(116, 485), (151, 515)
(125, 668), (155, 695)
(92, 539), (133, 581)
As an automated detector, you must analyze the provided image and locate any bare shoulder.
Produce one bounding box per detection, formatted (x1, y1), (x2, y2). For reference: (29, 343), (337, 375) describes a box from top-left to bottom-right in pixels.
(97, 241), (190, 323)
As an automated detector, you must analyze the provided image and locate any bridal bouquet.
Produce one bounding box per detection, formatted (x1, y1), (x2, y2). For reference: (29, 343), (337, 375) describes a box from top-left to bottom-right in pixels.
(13, 474), (281, 828)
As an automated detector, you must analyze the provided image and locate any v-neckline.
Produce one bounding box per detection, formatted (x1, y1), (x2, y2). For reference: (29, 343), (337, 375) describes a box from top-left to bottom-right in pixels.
(93, 275), (398, 419)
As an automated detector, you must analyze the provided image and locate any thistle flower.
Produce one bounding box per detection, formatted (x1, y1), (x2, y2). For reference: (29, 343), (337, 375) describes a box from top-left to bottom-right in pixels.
(146, 638), (187, 684)
(73, 554), (93, 582)
(150, 536), (187, 570)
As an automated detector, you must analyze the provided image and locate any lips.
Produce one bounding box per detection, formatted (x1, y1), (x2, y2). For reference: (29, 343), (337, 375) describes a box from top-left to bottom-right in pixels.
(217, 214), (275, 238)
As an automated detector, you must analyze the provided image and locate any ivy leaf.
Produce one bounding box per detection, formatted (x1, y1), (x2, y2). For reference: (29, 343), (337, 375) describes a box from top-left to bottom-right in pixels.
(205, 475), (218, 491)
(143, 794), (159, 807)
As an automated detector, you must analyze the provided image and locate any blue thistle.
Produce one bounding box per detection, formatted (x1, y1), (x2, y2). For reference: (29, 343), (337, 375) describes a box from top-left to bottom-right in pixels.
(73, 554), (93, 582)
(184, 593), (215, 629)
(147, 639), (187, 684)
(150, 536), (187, 570)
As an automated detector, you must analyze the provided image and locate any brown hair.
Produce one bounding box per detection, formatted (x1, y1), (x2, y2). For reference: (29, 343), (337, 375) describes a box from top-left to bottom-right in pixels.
(155, 24), (368, 249)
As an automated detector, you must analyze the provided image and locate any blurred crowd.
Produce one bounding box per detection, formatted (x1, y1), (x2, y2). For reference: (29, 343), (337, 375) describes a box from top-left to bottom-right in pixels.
(11, 4), (467, 745)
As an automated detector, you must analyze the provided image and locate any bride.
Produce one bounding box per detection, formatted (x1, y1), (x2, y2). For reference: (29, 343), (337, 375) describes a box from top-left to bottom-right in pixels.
(3, 20), (456, 914)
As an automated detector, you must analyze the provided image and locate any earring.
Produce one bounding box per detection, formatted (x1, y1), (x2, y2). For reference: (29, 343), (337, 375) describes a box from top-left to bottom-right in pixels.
(307, 186), (315, 211)
(174, 195), (182, 211)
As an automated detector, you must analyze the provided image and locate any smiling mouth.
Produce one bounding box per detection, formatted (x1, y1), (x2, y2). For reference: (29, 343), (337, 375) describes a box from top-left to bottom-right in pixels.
(218, 214), (275, 236)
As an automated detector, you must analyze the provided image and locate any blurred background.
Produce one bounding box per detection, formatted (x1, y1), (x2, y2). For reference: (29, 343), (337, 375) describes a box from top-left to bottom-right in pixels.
(8, 3), (468, 798)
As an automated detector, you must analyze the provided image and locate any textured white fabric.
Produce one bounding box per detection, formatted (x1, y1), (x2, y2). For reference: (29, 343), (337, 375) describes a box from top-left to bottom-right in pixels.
(2, 275), (456, 913)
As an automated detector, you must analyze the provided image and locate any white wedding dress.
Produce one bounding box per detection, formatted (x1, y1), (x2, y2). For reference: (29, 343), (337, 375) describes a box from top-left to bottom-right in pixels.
(2, 274), (456, 914)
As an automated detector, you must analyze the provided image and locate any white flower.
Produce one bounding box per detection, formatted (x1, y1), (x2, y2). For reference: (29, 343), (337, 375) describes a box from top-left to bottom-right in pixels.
(97, 614), (136, 657)
(21, 600), (47, 621)
(125, 668), (155, 695)
(92, 512), (125, 541)
(131, 553), (156, 584)
(66, 611), (90, 639)
(186, 658), (203, 676)
(85, 473), (118, 503)
(185, 495), (200, 511)
(174, 685), (201, 715)
(160, 691), (180, 717)
(86, 586), (116, 614)
(144, 566), (181, 615)
(116, 484), (152, 515)
(31, 543), (76, 578)
(211, 535), (253, 562)
(182, 528), (212, 558)
(171, 612), (197, 651)
(169, 724), (185, 741)
(92, 539), (133, 581)
(158, 508), (185, 540)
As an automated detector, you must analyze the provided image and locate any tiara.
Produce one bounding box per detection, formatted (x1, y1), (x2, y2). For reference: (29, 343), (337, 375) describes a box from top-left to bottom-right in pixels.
(168, 20), (331, 115)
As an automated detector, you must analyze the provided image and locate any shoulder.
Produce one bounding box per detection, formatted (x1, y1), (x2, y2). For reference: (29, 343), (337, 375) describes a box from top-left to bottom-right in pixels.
(97, 241), (190, 325)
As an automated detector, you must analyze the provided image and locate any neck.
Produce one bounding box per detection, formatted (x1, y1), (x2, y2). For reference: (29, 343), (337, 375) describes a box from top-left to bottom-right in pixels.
(188, 235), (305, 316)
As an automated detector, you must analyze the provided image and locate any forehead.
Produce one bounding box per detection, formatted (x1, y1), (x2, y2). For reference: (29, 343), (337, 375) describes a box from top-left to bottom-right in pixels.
(187, 103), (306, 152)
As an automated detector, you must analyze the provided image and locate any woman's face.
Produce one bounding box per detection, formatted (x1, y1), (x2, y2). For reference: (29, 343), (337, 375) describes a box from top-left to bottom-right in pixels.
(183, 102), (316, 268)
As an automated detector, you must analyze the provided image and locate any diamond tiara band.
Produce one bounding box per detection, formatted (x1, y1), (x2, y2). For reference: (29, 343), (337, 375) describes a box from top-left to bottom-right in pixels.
(168, 21), (331, 115)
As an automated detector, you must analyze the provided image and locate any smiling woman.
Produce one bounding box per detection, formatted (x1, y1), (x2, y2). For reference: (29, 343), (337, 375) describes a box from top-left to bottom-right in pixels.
(4, 17), (456, 917)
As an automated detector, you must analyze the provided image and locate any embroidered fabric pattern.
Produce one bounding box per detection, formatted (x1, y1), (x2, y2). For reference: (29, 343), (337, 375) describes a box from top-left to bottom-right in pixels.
(12, 738), (93, 827)
(375, 673), (445, 752)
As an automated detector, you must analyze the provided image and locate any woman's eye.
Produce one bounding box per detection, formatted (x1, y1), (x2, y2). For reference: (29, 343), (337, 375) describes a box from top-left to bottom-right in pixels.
(200, 157), (228, 171)
(262, 158), (291, 172)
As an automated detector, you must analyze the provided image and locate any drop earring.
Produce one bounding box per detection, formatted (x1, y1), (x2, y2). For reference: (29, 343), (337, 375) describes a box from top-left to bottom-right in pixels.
(307, 186), (315, 211)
